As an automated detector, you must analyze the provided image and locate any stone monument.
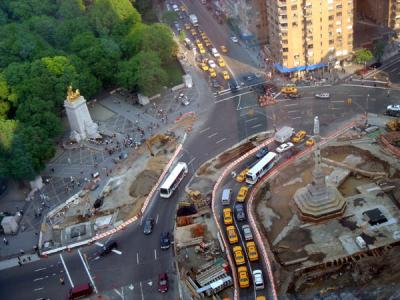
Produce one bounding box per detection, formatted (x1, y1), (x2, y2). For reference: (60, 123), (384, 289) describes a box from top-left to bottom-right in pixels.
(64, 85), (100, 142)
(293, 116), (346, 222)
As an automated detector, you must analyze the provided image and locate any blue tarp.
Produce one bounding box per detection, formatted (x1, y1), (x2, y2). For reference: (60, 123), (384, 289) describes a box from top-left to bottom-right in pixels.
(274, 62), (327, 73)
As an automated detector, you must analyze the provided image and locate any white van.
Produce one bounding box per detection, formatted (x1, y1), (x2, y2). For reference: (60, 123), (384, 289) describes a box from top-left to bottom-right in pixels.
(221, 189), (232, 205)
(253, 269), (264, 290)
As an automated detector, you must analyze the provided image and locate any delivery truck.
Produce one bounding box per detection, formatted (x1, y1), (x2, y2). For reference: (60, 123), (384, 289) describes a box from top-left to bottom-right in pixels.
(274, 126), (294, 143)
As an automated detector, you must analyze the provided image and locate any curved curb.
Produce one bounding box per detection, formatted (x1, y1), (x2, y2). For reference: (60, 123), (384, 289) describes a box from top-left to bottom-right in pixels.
(246, 118), (359, 299)
(41, 144), (183, 256)
(211, 136), (275, 300)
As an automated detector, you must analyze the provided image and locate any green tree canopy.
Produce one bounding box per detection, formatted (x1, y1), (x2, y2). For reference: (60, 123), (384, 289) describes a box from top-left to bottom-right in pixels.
(353, 48), (373, 64)
(117, 51), (167, 96)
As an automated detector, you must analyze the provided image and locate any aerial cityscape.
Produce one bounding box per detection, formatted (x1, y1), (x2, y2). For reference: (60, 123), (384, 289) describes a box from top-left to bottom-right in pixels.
(1, 0), (400, 299)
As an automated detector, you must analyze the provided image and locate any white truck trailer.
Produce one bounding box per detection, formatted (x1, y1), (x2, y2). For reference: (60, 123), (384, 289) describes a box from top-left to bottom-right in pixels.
(189, 14), (198, 27)
(274, 126), (294, 143)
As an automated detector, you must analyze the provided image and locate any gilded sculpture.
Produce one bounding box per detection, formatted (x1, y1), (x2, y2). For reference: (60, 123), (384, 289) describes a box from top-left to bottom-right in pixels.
(67, 85), (81, 102)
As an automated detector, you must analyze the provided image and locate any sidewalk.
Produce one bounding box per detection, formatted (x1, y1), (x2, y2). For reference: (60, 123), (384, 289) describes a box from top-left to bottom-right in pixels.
(0, 253), (40, 271)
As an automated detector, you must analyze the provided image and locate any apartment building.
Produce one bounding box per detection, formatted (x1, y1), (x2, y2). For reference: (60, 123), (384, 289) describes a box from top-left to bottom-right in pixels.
(266, 0), (354, 74)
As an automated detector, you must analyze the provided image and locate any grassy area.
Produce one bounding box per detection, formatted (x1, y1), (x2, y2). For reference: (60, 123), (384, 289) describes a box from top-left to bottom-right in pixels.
(163, 59), (184, 87)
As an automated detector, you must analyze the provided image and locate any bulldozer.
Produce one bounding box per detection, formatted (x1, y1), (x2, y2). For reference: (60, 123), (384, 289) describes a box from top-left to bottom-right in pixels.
(145, 134), (173, 156)
(386, 119), (400, 132)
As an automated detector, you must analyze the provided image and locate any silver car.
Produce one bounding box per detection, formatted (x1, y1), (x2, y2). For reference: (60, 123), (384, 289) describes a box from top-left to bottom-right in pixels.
(242, 224), (253, 241)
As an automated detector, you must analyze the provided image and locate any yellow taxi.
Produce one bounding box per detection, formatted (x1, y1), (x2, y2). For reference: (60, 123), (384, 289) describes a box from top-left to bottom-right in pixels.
(199, 46), (206, 54)
(292, 130), (306, 143)
(191, 29), (198, 36)
(281, 86), (298, 94)
(246, 241), (259, 261)
(256, 297), (266, 300)
(200, 31), (206, 38)
(306, 138), (315, 146)
(217, 57), (225, 67)
(222, 70), (230, 80)
(233, 246), (246, 266)
(205, 40), (212, 48)
(220, 45), (228, 53)
(209, 68), (217, 77)
(236, 186), (249, 202)
(236, 168), (249, 183)
(226, 225), (238, 244)
(184, 23), (191, 30)
(238, 266), (250, 288)
(223, 208), (233, 225)
(199, 63), (209, 71)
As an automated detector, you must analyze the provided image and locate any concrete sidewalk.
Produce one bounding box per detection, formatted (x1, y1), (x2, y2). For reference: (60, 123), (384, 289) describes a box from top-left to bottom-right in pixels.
(0, 253), (40, 271)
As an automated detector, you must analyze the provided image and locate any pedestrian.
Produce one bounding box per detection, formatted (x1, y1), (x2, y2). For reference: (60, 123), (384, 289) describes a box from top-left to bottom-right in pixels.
(3, 237), (8, 245)
(18, 261), (22, 267)
(27, 256), (31, 261)
(20, 249), (24, 255)
(59, 277), (65, 285)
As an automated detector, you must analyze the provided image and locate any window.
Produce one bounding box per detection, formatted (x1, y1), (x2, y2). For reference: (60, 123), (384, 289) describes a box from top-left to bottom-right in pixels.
(329, 40), (334, 45)
(307, 44), (313, 49)
(282, 48), (288, 52)
(291, 4), (297, 10)
(329, 15), (334, 20)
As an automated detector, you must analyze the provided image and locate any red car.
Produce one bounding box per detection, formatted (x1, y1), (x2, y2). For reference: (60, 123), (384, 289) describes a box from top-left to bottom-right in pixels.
(158, 273), (168, 293)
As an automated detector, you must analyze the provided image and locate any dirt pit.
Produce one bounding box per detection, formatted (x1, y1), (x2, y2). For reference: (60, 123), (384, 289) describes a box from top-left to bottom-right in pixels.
(129, 169), (159, 198)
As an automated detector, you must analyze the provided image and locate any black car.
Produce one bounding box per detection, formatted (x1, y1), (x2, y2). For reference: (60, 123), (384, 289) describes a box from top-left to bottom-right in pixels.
(210, 78), (221, 89)
(235, 203), (246, 221)
(99, 240), (118, 256)
(143, 218), (154, 235)
(368, 62), (382, 69)
(255, 147), (269, 159)
(160, 232), (171, 250)
(228, 78), (239, 93)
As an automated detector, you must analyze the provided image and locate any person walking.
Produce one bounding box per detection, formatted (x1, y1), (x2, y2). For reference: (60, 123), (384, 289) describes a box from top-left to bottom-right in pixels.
(59, 277), (65, 285)
(3, 237), (8, 245)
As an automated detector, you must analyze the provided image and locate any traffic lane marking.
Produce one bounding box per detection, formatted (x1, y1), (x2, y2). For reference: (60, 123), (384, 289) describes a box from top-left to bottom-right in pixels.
(33, 287), (43, 292)
(154, 249), (157, 260)
(112, 249), (122, 255)
(216, 138), (227, 144)
(78, 249), (98, 293)
(284, 103), (298, 107)
(208, 132), (218, 138)
(34, 268), (47, 272)
(199, 127), (210, 133)
(215, 90), (252, 103)
(287, 110), (299, 114)
(137, 252), (139, 264)
(245, 117), (258, 122)
(33, 277), (44, 282)
(59, 254), (74, 287)
(251, 124), (263, 129)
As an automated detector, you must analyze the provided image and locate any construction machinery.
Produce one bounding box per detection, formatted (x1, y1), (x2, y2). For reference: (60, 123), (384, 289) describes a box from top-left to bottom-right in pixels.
(145, 134), (173, 156)
(386, 119), (400, 132)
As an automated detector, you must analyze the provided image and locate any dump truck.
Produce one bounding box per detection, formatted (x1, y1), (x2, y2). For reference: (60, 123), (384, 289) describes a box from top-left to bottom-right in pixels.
(274, 126), (295, 143)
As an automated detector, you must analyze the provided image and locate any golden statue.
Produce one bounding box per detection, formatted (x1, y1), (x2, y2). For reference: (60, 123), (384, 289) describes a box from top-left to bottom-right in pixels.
(67, 85), (81, 102)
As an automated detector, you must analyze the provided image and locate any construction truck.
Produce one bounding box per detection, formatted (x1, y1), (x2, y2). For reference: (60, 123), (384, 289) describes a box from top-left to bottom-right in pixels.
(386, 119), (400, 131)
(145, 134), (172, 156)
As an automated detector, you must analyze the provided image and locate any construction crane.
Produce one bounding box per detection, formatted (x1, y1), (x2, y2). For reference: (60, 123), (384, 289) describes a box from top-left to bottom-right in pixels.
(145, 134), (171, 156)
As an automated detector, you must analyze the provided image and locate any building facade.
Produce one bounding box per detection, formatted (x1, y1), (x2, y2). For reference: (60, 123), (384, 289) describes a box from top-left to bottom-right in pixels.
(266, 0), (354, 73)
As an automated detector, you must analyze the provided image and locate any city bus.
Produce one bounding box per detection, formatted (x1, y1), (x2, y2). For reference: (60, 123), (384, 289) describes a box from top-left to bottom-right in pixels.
(246, 152), (277, 185)
(160, 162), (188, 198)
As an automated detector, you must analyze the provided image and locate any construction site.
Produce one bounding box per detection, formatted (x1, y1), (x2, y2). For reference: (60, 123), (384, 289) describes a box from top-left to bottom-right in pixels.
(253, 115), (400, 299)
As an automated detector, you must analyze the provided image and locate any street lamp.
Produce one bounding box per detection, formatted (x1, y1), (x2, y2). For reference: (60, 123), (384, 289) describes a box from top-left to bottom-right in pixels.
(366, 94), (370, 125)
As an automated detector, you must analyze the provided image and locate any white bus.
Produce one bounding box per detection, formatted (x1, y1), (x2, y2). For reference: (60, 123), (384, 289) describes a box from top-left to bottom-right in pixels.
(246, 152), (277, 185)
(160, 162), (188, 198)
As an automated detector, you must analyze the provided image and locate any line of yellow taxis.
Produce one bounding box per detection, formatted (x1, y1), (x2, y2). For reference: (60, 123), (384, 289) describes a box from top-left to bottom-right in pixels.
(222, 176), (261, 289)
(184, 24), (231, 81)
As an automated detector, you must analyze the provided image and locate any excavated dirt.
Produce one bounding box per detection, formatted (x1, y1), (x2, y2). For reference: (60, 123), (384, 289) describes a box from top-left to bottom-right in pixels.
(215, 142), (255, 169)
(129, 169), (159, 198)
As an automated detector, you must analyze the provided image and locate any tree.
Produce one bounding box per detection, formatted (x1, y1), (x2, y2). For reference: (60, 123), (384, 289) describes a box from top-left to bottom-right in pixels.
(3, 0), (57, 21)
(117, 51), (167, 96)
(353, 48), (373, 64)
(162, 11), (177, 26)
(87, 0), (141, 37)
(57, 0), (85, 19)
(372, 40), (386, 63)
(25, 15), (58, 46)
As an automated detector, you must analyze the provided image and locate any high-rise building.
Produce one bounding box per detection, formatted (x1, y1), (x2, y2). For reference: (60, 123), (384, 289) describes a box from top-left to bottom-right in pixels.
(265, 0), (354, 74)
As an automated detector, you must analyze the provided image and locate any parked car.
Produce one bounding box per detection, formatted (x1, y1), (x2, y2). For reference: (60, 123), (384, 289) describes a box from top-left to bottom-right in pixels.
(314, 93), (330, 99)
(242, 224), (253, 241)
(255, 147), (269, 159)
(246, 241), (259, 261)
(276, 142), (294, 153)
(233, 245), (246, 266)
(236, 186), (249, 202)
(235, 203), (246, 221)
(143, 218), (154, 235)
(99, 240), (118, 256)
(158, 273), (169, 293)
(231, 36), (239, 43)
(253, 269), (265, 290)
(160, 232), (171, 250)
(238, 266), (249, 288)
